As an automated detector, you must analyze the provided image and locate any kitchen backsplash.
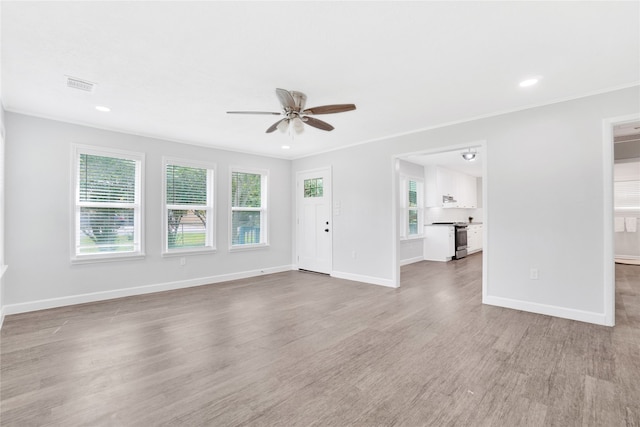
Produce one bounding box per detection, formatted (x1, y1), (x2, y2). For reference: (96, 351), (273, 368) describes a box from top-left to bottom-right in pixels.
(426, 207), (483, 224)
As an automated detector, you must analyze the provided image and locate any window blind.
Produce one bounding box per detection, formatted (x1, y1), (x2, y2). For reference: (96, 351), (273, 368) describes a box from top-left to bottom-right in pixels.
(231, 171), (262, 208)
(615, 180), (640, 210)
(166, 164), (207, 205)
(165, 163), (212, 251)
(75, 150), (141, 258)
(231, 171), (266, 246)
(79, 154), (136, 203)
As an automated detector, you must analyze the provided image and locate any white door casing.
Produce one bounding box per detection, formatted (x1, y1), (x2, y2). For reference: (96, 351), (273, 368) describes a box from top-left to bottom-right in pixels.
(297, 168), (332, 274)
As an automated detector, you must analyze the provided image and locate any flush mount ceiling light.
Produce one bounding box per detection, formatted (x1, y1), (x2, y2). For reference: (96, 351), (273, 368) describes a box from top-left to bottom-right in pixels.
(519, 76), (542, 87)
(281, 145), (291, 150)
(95, 105), (111, 112)
(461, 148), (477, 161)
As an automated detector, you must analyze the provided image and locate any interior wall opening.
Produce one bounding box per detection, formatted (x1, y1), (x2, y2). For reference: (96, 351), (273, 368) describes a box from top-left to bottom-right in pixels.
(613, 122), (640, 267)
(604, 115), (640, 326)
(393, 142), (487, 292)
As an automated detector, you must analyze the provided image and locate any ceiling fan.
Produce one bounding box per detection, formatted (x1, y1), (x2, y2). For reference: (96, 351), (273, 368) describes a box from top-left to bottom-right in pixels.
(227, 88), (356, 133)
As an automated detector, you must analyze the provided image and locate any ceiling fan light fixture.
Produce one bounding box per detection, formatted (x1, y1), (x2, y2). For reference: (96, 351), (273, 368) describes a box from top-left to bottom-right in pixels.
(461, 149), (477, 161)
(276, 119), (289, 133)
(292, 116), (305, 133)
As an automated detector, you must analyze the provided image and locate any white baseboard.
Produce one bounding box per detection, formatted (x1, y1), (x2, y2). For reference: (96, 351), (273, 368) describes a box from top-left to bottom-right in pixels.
(3, 265), (295, 316)
(483, 295), (609, 326)
(331, 271), (398, 288)
(400, 256), (424, 266)
(0, 307), (4, 330)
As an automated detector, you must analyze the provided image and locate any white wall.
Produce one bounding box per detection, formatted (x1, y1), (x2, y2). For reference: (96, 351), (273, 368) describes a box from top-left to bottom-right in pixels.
(3, 113), (292, 312)
(293, 143), (397, 287)
(293, 87), (639, 325)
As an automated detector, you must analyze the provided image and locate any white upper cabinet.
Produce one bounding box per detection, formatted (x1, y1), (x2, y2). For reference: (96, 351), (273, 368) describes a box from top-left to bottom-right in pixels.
(456, 173), (477, 208)
(425, 165), (477, 208)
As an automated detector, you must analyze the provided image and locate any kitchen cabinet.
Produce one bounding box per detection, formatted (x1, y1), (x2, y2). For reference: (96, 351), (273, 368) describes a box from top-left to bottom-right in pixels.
(456, 173), (477, 208)
(467, 224), (483, 253)
(425, 165), (477, 208)
(423, 225), (455, 262)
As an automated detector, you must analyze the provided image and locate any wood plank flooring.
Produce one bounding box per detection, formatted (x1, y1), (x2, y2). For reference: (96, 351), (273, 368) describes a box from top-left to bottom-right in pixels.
(1, 254), (639, 426)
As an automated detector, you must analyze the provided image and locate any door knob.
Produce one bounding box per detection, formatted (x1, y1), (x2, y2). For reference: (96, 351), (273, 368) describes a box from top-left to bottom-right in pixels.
(324, 228), (329, 232)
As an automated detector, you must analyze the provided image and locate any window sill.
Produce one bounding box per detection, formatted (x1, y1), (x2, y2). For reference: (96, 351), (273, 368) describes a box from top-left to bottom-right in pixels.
(71, 253), (146, 265)
(162, 248), (217, 257)
(229, 243), (270, 252)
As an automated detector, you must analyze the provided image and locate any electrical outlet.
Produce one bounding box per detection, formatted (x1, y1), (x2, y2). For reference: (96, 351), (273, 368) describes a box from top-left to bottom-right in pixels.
(180, 257), (186, 266)
(530, 268), (539, 280)
(352, 251), (357, 259)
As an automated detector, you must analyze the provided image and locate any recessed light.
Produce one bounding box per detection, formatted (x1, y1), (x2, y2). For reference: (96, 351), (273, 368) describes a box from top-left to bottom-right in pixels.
(95, 105), (111, 112)
(519, 77), (540, 88)
(281, 145), (291, 150)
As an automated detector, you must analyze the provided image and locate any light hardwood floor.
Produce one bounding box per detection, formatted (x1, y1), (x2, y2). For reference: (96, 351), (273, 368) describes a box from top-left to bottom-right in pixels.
(1, 254), (639, 426)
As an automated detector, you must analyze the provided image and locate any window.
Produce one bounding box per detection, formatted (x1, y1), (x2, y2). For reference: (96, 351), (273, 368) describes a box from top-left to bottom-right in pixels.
(614, 161), (640, 211)
(304, 178), (323, 197)
(230, 168), (268, 248)
(72, 145), (144, 262)
(163, 158), (215, 254)
(400, 176), (424, 239)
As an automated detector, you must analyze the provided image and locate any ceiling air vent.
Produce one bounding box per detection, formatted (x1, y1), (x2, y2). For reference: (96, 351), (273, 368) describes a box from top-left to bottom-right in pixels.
(66, 76), (96, 93)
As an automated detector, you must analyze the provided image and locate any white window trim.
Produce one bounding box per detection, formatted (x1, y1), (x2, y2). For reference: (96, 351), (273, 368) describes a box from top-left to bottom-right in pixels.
(400, 174), (424, 241)
(70, 144), (145, 264)
(229, 166), (269, 251)
(161, 157), (216, 256)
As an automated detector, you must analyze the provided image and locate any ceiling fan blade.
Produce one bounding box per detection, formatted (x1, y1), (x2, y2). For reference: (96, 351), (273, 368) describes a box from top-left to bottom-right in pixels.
(276, 88), (296, 110)
(227, 111), (281, 115)
(303, 116), (334, 131)
(266, 118), (288, 133)
(302, 104), (356, 115)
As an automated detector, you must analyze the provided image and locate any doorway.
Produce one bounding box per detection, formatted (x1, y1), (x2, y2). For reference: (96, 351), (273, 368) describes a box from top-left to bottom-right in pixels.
(613, 149), (640, 265)
(393, 141), (487, 292)
(603, 114), (640, 326)
(296, 167), (332, 274)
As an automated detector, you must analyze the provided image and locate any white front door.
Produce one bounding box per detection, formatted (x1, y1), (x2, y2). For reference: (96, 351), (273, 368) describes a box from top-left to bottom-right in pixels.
(297, 168), (332, 274)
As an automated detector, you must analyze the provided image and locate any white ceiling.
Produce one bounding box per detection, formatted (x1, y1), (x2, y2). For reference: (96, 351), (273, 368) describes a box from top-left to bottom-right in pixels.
(2, 1), (639, 160)
(405, 148), (484, 178)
